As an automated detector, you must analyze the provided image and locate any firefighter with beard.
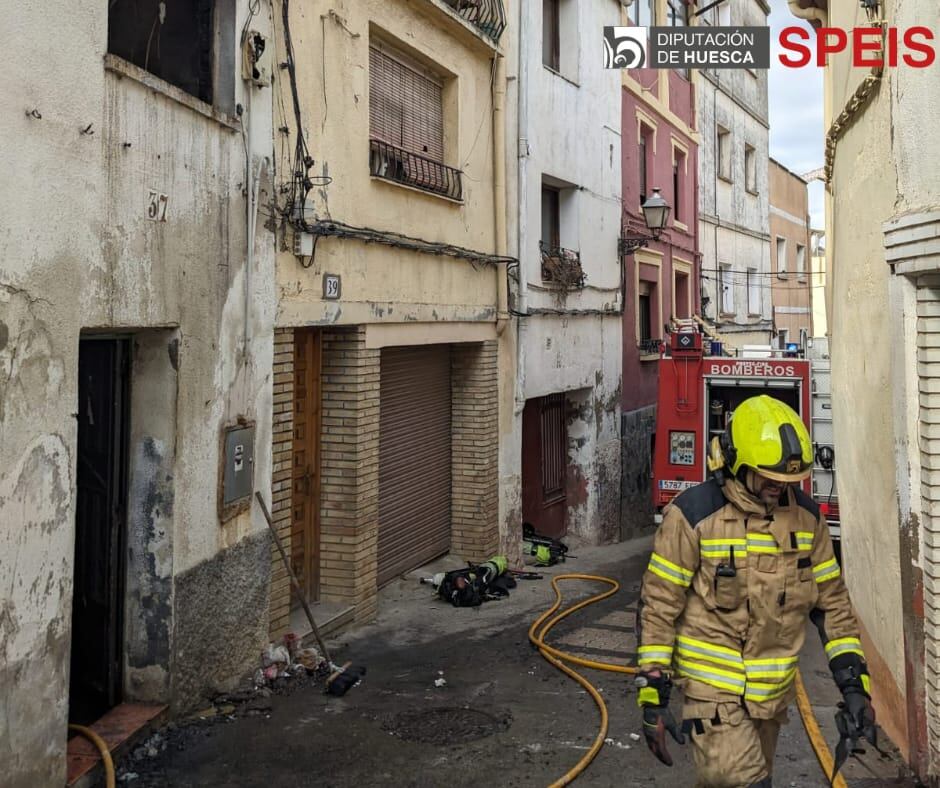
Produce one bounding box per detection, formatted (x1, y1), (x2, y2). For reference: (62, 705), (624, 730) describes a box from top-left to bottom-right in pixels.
(634, 395), (875, 787)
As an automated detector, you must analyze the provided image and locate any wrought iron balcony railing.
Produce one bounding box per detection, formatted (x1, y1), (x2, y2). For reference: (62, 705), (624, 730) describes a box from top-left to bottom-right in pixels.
(441, 0), (506, 42)
(369, 139), (463, 201)
(638, 338), (664, 356)
(540, 243), (585, 289)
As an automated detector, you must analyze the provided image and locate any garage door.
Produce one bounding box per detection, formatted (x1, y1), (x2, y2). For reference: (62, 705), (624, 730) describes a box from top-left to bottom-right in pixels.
(378, 345), (452, 585)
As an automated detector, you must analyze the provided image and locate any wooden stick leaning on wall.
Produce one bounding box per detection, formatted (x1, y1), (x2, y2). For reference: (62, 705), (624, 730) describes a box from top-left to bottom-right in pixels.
(255, 491), (333, 666)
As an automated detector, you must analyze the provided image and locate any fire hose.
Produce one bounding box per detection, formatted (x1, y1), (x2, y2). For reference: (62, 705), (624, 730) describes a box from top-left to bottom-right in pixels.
(528, 574), (849, 788)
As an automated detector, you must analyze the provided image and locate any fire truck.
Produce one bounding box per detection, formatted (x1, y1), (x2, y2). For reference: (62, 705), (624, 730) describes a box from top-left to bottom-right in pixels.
(651, 328), (840, 539)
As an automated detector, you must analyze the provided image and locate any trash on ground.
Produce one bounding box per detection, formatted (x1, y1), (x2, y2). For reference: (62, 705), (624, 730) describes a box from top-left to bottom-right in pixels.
(434, 678), (447, 687)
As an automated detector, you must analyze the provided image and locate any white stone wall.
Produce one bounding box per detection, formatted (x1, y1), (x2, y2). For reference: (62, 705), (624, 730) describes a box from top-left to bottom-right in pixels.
(501, 0), (624, 543)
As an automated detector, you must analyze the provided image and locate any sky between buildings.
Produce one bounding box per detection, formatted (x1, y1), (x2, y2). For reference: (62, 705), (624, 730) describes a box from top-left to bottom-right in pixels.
(767, 0), (824, 230)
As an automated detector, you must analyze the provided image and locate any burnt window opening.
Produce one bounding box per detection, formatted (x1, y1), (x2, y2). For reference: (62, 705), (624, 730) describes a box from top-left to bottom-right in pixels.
(108, 0), (216, 104)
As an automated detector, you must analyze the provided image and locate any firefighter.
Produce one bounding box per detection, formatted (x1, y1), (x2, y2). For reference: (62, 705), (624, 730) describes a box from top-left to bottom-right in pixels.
(635, 395), (875, 787)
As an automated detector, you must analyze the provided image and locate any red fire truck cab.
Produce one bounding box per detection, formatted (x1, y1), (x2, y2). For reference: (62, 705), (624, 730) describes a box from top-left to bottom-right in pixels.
(652, 330), (812, 512)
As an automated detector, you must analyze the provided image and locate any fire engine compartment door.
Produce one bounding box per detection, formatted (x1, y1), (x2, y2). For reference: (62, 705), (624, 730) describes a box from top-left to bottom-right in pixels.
(704, 381), (802, 466)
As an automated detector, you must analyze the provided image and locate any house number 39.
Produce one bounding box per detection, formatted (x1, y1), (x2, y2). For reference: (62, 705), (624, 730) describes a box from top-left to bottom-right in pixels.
(147, 190), (169, 222)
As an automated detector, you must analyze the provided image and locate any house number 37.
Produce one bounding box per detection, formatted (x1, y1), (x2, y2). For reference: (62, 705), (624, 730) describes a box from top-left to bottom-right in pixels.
(147, 190), (169, 222)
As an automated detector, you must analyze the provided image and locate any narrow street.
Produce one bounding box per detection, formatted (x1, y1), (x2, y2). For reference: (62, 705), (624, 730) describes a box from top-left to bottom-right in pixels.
(129, 539), (914, 787)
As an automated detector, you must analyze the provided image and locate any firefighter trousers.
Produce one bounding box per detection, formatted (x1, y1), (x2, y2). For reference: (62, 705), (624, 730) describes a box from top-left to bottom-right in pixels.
(683, 699), (788, 788)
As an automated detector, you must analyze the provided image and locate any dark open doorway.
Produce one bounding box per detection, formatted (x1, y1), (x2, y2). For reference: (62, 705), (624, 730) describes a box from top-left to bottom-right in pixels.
(69, 338), (131, 725)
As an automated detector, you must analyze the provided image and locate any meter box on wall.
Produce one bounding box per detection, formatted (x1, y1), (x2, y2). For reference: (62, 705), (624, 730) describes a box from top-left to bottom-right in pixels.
(220, 421), (255, 521)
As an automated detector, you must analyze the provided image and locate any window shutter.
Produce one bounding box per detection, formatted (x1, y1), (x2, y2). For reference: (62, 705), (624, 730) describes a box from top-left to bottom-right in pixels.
(369, 46), (444, 163)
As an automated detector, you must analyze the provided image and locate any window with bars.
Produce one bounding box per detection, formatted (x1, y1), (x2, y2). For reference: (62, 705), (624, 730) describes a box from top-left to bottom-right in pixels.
(369, 45), (444, 162)
(630, 0), (654, 26)
(540, 394), (566, 501)
(667, 0), (689, 78)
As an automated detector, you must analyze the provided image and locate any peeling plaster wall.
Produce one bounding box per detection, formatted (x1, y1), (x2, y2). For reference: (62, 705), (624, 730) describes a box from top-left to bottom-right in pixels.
(0, 1), (276, 783)
(697, 0), (772, 345)
(502, 0), (624, 545)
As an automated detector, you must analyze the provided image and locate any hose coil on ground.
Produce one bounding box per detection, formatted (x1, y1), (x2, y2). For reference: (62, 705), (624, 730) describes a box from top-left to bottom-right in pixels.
(528, 574), (847, 788)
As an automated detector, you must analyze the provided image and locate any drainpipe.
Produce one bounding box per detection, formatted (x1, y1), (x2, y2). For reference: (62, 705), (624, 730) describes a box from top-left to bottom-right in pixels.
(514, 0), (530, 408)
(493, 53), (509, 335)
(243, 83), (270, 363)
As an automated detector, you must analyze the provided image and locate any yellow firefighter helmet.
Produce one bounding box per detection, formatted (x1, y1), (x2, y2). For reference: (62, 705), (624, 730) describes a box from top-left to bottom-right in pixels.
(721, 395), (813, 483)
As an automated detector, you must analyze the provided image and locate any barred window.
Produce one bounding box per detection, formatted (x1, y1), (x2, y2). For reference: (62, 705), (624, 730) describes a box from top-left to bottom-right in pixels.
(369, 45), (444, 163)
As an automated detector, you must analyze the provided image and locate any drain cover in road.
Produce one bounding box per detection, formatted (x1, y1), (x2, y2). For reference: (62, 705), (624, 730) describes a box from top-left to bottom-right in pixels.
(383, 707), (510, 745)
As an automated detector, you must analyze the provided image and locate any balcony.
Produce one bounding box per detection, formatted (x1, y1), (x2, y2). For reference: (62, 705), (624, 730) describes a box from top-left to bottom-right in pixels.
(441, 0), (506, 42)
(638, 338), (663, 356)
(540, 243), (585, 289)
(369, 139), (463, 202)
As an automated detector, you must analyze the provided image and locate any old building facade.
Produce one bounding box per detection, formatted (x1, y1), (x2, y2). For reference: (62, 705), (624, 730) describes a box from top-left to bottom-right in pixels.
(501, 0), (624, 544)
(768, 158), (812, 346)
(697, 0), (772, 348)
(788, 0), (940, 779)
(267, 0), (508, 639)
(1, 1), (277, 784)
(619, 0), (701, 537)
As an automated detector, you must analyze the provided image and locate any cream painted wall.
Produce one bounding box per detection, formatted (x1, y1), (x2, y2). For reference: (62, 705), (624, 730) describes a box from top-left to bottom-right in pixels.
(0, 1), (276, 783)
(273, 0), (501, 329)
(822, 0), (906, 703)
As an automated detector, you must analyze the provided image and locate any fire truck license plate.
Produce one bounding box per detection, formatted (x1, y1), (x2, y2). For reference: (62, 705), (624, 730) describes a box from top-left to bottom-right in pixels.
(659, 480), (697, 491)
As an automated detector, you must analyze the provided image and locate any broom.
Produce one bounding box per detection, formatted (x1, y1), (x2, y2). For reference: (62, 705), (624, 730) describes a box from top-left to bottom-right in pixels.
(255, 492), (365, 696)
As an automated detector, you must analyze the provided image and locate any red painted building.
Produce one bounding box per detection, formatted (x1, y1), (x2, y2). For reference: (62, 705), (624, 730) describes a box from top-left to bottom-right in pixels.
(619, 5), (701, 537)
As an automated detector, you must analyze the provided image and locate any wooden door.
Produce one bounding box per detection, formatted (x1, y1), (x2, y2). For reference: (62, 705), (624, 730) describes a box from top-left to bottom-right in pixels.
(70, 338), (130, 724)
(521, 393), (568, 538)
(291, 329), (321, 605)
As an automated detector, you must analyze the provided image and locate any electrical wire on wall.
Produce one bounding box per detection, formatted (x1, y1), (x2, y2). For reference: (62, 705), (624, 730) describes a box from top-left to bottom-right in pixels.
(278, 0), (331, 235)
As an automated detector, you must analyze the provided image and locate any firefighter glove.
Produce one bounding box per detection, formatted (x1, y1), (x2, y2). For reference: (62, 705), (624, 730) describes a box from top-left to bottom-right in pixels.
(839, 689), (877, 746)
(635, 670), (685, 767)
(831, 653), (877, 747)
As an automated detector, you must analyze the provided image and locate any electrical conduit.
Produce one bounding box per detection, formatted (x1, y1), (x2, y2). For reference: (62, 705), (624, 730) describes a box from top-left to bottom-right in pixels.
(530, 574), (847, 788)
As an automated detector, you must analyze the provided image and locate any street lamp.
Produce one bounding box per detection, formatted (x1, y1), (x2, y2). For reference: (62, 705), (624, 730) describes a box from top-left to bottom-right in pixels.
(620, 188), (672, 255)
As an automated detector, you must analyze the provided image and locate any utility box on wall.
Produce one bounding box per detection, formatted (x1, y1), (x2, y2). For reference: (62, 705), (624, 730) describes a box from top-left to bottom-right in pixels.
(220, 422), (255, 521)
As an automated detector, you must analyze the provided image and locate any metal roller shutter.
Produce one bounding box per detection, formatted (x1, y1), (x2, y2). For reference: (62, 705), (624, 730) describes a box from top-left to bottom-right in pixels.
(378, 345), (452, 586)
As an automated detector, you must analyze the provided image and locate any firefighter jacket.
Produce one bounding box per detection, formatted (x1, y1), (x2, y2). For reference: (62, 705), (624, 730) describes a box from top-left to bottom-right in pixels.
(637, 476), (864, 720)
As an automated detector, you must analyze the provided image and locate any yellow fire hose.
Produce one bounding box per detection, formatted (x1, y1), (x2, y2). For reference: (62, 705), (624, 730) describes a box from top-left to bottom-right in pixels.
(68, 724), (116, 788)
(529, 574), (848, 788)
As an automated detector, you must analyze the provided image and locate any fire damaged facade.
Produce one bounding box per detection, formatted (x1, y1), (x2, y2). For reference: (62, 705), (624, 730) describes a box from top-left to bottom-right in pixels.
(1, 0), (276, 784)
(503, 0), (624, 545)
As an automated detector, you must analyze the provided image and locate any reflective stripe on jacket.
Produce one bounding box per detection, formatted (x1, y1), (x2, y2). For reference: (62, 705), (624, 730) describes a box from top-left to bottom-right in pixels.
(637, 476), (863, 720)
